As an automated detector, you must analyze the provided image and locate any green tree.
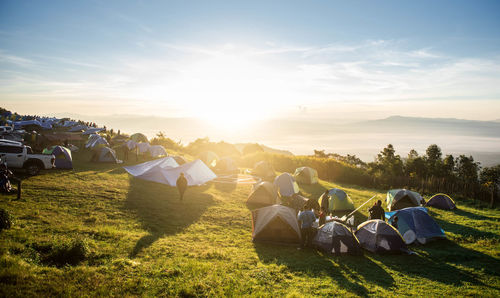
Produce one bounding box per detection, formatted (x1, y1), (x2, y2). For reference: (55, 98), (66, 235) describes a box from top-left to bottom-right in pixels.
(480, 165), (500, 208)
(375, 144), (404, 177)
(425, 144), (444, 177)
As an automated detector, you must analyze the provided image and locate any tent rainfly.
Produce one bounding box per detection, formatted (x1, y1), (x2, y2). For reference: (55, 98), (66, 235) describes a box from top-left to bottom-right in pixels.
(124, 158), (216, 186)
(426, 193), (456, 210)
(385, 207), (446, 244)
(148, 145), (167, 158)
(386, 189), (423, 211)
(274, 173), (300, 197)
(294, 167), (319, 184)
(252, 204), (301, 244)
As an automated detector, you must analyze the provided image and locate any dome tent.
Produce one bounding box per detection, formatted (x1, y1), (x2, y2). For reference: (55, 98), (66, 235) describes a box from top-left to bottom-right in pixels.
(294, 167), (319, 184)
(251, 161), (276, 179)
(318, 188), (355, 212)
(97, 147), (121, 163)
(313, 221), (361, 255)
(247, 181), (280, 208)
(42, 145), (72, 169)
(426, 193), (456, 210)
(355, 220), (408, 254)
(385, 207), (446, 244)
(386, 189), (423, 211)
(252, 205), (301, 245)
(274, 173), (300, 197)
(130, 133), (148, 143)
(148, 145), (167, 158)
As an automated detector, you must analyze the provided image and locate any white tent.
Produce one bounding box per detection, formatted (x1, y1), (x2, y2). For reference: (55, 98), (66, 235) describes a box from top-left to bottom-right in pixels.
(137, 142), (151, 154)
(124, 159), (216, 186)
(69, 124), (87, 132)
(149, 145), (167, 158)
(274, 173), (300, 197)
(124, 140), (138, 150)
(86, 134), (108, 149)
(124, 157), (179, 176)
(82, 127), (104, 135)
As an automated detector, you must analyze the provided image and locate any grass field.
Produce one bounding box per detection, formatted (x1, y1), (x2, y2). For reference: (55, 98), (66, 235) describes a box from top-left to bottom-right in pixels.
(1, 151), (499, 297)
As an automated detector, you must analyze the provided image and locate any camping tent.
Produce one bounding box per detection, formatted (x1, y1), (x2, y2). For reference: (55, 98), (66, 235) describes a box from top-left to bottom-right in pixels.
(252, 204), (301, 244)
(247, 181), (280, 207)
(82, 128), (104, 135)
(130, 133), (148, 143)
(198, 151), (219, 167)
(294, 167), (319, 184)
(172, 155), (187, 165)
(385, 207), (446, 244)
(42, 145), (72, 169)
(313, 221), (361, 255)
(148, 145), (167, 158)
(97, 147), (121, 163)
(214, 157), (238, 174)
(386, 189), (423, 211)
(124, 140), (137, 150)
(251, 161), (275, 179)
(355, 220), (407, 254)
(318, 188), (355, 212)
(86, 134), (109, 149)
(68, 124), (87, 132)
(137, 142), (151, 154)
(426, 193), (456, 210)
(274, 173), (300, 197)
(124, 159), (216, 186)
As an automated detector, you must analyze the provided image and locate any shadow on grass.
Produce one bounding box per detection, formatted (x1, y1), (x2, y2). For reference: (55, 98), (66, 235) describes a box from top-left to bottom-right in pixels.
(254, 243), (394, 296)
(372, 240), (499, 288)
(125, 177), (215, 258)
(214, 182), (237, 193)
(451, 208), (498, 221)
(431, 214), (500, 240)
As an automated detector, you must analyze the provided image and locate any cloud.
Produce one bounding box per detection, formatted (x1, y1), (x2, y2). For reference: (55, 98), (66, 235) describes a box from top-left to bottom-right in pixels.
(1, 40), (500, 120)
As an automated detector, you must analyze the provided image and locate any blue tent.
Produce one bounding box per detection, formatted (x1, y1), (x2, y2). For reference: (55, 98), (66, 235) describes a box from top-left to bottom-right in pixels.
(43, 146), (73, 169)
(385, 207), (445, 245)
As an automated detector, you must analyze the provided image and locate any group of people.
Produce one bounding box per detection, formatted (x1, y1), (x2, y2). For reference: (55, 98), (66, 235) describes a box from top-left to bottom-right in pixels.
(297, 190), (399, 250)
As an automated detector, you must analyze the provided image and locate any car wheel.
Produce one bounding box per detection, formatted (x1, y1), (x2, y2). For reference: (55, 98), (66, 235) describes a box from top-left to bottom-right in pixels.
(26, 163), (41, 176)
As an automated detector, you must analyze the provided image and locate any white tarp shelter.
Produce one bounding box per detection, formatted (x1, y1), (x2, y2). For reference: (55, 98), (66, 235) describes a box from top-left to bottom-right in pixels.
(124, 158), (216, 186)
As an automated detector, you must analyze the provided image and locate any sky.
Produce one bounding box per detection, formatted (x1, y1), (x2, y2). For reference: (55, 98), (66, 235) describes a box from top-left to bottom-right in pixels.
(1, 0), (500, 126)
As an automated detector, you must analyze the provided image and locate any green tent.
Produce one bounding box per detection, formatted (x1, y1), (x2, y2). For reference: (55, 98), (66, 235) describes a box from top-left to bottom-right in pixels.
(318, 188), (355, 212)
(294, 166), (318, 184)
(386, 189), (422, 211)
(130, 133), (148, 143)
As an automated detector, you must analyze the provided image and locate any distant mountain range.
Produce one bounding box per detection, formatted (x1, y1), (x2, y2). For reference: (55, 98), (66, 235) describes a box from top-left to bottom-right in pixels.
(47, 113), (500, 166)
(346, 116), (500, 137)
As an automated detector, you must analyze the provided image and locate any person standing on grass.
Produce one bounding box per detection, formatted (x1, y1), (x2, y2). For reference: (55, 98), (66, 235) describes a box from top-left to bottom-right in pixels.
(368, 200), (385, 221)
(176, 172), (188, 201)
(298, 205), (316, 250)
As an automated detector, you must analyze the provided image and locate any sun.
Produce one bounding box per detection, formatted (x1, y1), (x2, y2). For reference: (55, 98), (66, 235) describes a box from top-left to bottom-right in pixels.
(165, 52), (287, 129)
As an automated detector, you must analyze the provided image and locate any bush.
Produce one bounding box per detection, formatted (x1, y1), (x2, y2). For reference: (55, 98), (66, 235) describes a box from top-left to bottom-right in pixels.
(0, 208), (12, 232)
(45, 238), (90, 266)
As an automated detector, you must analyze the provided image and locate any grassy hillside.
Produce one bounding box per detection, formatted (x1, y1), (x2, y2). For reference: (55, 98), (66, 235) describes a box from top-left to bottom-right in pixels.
(0, 152), (499, 297)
